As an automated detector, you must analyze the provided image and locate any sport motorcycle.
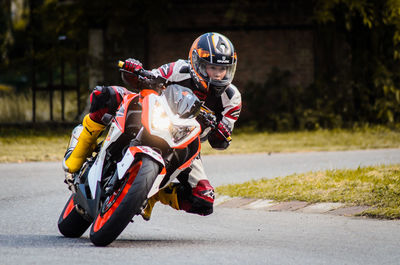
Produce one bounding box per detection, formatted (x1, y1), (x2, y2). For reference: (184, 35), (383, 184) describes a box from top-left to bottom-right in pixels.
(57, 61), (218, 246)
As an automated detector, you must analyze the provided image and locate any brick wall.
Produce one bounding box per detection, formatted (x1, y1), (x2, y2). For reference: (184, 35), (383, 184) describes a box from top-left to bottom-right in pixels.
(104, 0), (315, 91)
(148, 28), (314, 91)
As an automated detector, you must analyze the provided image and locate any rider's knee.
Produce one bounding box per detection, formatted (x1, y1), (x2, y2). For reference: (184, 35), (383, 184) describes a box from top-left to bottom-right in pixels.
(89, 86), (127, 123)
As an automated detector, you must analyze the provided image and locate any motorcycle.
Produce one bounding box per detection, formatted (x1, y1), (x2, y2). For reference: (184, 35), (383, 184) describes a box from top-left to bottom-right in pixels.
(57, 61), (218, 246)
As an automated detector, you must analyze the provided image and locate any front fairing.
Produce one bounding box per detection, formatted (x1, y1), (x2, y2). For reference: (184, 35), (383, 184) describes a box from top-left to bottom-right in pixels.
(141, 93), (201, 149)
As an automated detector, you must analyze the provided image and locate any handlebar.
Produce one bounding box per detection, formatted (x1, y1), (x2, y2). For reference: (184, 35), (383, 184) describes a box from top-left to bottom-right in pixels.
(118, 60), (169, 93)
(118, 60), (155, 79)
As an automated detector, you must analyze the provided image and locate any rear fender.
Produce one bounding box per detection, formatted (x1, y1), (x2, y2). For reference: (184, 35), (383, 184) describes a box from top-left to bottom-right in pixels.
(117, 146), (166, 198)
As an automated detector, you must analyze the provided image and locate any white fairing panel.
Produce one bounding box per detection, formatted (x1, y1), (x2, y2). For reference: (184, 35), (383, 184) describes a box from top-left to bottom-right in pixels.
(88, 123), (122, 199)
(116, 145), (165, 180)
(147, 173), (165, 198)
(116, 150), (134, 180)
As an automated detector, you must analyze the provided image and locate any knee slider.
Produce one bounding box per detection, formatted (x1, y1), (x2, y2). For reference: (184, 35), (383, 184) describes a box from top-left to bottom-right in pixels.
(178, 180), (214, 216)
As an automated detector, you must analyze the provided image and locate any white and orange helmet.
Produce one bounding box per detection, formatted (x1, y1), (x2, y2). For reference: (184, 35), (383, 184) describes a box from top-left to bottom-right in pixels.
(188, 32), (237, 99)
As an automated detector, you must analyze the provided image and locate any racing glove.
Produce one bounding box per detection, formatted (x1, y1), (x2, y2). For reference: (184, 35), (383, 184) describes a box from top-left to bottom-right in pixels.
(196, 111), (217, 132)
(121, 58), (143, 89)
(208, 121), (232, 150)
(123, 58), (143, 72)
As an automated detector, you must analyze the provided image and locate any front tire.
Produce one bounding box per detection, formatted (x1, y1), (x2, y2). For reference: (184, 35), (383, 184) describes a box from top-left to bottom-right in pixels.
(58, 194), (92, 238)
(89, 156), (160, 246)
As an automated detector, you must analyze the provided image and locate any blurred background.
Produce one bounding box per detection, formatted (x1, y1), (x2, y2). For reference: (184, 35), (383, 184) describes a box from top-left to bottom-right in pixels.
(1, 0), (400, 131)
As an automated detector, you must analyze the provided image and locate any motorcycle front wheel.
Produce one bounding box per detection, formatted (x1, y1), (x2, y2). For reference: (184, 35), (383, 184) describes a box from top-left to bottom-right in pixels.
(89, 156), (160, 246)
(58, 194), (92, 238)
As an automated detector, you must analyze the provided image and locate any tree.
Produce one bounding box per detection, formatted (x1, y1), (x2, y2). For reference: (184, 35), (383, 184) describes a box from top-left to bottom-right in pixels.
(314, 0), (400, 124)
(0, 0), (13, 65)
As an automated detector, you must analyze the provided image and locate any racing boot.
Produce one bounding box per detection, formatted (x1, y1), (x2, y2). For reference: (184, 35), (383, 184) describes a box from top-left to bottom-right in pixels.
(141, 183), (180, 221)
(63, 114), (105, 173)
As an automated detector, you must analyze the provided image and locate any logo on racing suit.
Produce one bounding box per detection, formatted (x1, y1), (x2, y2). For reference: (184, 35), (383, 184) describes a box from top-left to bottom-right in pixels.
(201, 189), (215, 200)
(158, 63), (175, 79)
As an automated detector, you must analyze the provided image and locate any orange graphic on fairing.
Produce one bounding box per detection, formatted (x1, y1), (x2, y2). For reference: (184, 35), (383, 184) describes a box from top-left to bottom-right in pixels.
(178, 137), (201, 170)
(140, 89), (158, 99)
(115, 93), (139, 131)
(141, 96), (151, 134)
(62, 196), (75, 219)
(174, 133), (200, 149)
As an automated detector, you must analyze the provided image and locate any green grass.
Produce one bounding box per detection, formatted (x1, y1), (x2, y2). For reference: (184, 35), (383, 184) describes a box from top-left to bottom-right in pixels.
(216, 164), (400, 219)
(201, 125), (400, 155)
(0, 126), (72, 162)
(1, 125), (400, 162)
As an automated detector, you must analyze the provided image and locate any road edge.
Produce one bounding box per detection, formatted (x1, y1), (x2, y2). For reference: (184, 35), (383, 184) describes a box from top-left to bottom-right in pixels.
(215, 195), (372, 218)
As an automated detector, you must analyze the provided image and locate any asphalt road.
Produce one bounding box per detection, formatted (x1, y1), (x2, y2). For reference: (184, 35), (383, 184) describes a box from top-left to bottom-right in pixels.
(204, 148), (400, 186)
(1, 149), (400, 265)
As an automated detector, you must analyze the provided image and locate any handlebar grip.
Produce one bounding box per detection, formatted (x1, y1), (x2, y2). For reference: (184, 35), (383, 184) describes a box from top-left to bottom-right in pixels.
(118, 60), (151, 78)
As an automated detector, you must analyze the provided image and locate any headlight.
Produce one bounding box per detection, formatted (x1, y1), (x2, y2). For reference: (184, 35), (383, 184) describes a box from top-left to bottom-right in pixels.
(146, 96), (200, 147)
(151, 102), (171, 130)
(170, 125), (196, 144)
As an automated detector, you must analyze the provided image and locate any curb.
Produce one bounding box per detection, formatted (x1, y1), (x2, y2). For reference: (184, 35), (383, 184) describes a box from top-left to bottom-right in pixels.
(215, 196), (371, 217)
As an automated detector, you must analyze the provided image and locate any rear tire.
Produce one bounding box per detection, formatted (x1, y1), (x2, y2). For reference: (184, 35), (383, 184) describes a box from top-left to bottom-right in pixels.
(58, 194), (92, 238)
(89, 156), (160, 246)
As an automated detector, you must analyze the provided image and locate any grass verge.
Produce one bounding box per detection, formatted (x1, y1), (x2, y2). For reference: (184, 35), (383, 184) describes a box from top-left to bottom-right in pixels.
(202, 125), (400, 155)
(1, 124), (400, 162)
(216, 164), (400, 219)
(0, 125), (72, 162)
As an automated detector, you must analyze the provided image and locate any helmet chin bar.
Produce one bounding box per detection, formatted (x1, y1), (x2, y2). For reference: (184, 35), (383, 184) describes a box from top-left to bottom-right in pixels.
(209, 82), (228, 97)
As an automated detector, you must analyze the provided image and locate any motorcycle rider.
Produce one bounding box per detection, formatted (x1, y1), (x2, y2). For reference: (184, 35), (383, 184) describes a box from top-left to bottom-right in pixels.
(63, 32), (241, 220)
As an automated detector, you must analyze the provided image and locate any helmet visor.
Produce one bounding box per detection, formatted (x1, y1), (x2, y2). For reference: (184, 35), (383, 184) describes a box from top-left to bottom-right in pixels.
(195, 56), (236, 87)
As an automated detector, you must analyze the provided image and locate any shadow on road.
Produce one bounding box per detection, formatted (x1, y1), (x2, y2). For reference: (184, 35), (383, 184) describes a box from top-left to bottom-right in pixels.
(0, 234), (213, 248)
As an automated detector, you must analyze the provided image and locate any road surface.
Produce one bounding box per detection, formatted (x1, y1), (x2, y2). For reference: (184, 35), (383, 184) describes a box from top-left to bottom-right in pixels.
(1, 149), (400, 264)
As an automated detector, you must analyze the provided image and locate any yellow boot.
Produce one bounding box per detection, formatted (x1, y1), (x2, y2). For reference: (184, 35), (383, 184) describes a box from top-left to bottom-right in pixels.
(63, 114), (105, 173)
(141, 183), (180, 221)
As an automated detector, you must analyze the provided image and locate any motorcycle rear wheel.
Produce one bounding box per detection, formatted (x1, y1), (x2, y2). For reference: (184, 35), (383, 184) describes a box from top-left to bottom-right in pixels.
(58, 194), (92, 238)
(89, 156), (160, 246)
